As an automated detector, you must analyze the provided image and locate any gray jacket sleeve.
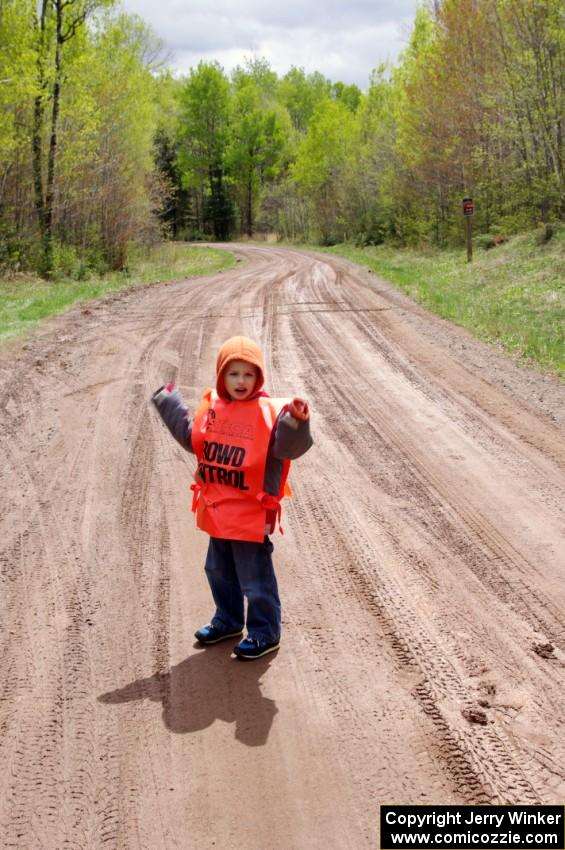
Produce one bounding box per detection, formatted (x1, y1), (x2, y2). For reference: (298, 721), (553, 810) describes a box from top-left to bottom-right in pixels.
(271, 409), (313, 460)
(151, 386), (194, 453)
(263, 408), (313, 495)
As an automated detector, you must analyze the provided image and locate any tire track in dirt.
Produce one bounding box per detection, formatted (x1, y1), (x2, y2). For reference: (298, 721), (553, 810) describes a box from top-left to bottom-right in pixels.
(1, 245), (564, 849)
(254, 260), (552, 816)
(282, 326), (539, 804)
(275, 257), (565, 805)
(276, 257), (565, 631)
(317, 252), (565, 469)
(302, 300), (565, 646)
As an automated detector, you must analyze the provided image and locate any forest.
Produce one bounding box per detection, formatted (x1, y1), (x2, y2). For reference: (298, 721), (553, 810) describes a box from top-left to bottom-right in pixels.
(0, 0), (564, 278)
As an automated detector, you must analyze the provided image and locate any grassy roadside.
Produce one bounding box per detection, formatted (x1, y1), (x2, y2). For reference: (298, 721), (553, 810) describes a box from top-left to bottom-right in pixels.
(0, 242), (236, 344)
(310, 229), (565, 377)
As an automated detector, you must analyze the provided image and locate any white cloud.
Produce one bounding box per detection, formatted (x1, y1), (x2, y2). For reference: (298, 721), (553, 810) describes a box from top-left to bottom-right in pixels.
(118, 0), (419, 88)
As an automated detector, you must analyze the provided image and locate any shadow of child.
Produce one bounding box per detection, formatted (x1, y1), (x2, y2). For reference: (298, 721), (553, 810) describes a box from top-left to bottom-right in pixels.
(98, 643), (278, 747)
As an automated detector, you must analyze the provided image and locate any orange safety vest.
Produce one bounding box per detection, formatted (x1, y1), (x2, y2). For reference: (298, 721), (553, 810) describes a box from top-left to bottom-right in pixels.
(190, 389), (291, 543)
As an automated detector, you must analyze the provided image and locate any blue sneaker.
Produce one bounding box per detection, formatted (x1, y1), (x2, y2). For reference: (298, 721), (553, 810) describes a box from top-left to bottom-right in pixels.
(233, 636), (280, 660)
(194, 624), (243, 645)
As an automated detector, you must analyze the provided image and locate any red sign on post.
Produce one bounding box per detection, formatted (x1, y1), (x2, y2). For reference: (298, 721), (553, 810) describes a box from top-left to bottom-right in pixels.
(463, 197), (474, 216)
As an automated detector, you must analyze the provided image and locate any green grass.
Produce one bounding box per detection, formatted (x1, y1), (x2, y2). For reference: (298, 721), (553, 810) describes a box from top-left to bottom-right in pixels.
(0, 243), (235, 343)
(310, 230), (565, 377)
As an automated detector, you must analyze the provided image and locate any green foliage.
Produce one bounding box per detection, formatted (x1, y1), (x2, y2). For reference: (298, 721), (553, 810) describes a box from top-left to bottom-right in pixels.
(176, 62), (232, 238)
(351, 65), (402, 246)
(536, 223), (556, 245)
(0, 0), (167, 276)
(2, 0), (564, 263)
(475, 234), (497, 250)
(277, 68), (331, 133)
(177, 62), (231, 185)
(153, 128), (191, 238)
(232, 58), (279, 101)
(50, 242), (109, 278)
(0, 221), (35, 273)
(59, 11), (164, 269)
(330, 81), (362, 112)
(292, 98), (357, 242)
(382, 0), (565, 246)
(226, 74), (286, 235)
(174, 58), (294, 238)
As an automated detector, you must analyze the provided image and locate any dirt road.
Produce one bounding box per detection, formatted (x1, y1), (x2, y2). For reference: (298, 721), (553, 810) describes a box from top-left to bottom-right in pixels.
(1, 245), (564, 849)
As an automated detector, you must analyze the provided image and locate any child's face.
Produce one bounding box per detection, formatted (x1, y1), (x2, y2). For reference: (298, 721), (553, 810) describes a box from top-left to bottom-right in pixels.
(223, 359), (258, 401)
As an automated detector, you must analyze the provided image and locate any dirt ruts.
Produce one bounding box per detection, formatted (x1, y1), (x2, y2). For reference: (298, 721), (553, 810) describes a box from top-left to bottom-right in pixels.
(0, 245), (564, 849)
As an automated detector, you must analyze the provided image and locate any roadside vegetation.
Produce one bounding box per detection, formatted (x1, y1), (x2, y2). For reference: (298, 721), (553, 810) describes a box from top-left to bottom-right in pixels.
(318, 228), (565, 377)
(0, 244), (234, 342)
(1, 0), (563, 375)
(2, 0), (563, 275)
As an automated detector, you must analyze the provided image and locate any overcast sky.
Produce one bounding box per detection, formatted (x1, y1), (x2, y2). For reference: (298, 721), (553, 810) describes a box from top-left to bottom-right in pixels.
(118, 0), (420, 89)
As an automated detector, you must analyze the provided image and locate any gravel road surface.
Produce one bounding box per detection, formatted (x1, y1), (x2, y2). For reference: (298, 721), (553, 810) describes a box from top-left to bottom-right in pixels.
(1, 245), (564, 849)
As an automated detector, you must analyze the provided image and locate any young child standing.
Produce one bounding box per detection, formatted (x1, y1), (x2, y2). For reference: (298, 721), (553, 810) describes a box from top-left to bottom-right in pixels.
(151, 336), (313, 660)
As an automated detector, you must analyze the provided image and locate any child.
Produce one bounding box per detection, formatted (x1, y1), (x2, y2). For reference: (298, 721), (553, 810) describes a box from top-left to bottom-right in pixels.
(151, 335), (313, 660)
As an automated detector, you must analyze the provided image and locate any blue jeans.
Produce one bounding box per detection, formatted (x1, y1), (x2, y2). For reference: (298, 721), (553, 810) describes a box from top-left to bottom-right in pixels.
(205, 536), (281, 643)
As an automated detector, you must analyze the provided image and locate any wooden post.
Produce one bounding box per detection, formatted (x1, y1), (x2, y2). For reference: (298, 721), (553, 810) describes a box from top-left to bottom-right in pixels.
(462, 197), (474, 262)
(465, 216), (473, 262)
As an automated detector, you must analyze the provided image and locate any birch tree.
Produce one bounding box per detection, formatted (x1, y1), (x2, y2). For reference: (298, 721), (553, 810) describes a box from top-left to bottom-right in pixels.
(32, 0), (114, 275)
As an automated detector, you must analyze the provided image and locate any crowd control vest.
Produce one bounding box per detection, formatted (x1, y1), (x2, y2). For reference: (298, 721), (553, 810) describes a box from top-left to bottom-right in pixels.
(191, 389), (291, 543)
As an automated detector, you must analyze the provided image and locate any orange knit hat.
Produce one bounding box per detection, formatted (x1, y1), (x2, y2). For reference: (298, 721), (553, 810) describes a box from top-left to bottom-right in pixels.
(216, 336), (265, 401)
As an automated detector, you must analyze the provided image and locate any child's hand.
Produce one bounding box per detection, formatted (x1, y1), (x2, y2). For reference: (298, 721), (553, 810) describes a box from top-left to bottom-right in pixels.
(289, 397), (309, 421)
(150, 383), (175, 407)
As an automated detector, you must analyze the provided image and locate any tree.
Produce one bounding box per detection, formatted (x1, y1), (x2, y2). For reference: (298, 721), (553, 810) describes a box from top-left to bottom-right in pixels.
(31, 0), (114, 276)
(232, 57), (278, 102)
(389, 0), (565, 243)
(291, 98), (357, 242)
(176, 62), (233, 239)
(153, 128), (191, 238)
(227, 67), (287, 237)
(330, 80), (362, 112)
(80, 11), (165, 268)
(351, 65), (402, 244)
(0, 1), (38, 269)
(277, 67), (330, 133)
(491, 0), (565, 222)
(0, 1), (167, 274)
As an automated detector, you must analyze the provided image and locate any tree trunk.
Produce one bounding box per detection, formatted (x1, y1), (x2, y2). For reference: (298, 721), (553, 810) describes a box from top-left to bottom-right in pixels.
(32, 0), (48, 271)
(246, 172), (253, 237)
(41, 0), (64, 276)
(31, 0), (100, 276)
